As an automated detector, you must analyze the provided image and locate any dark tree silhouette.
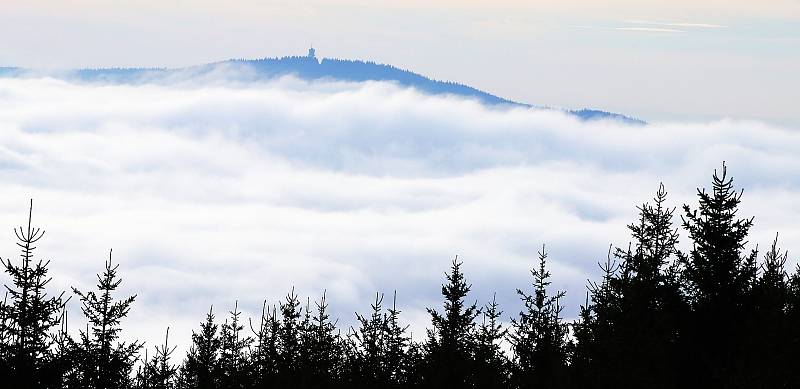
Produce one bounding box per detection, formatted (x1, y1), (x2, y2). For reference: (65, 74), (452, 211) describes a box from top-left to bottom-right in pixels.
(787, 263), (800, 384)
(679, 163), (758, 386)
(384, 291), (413, 387)
(474, 293), (509, 389)
(182, 306), (221, 389)
(606, 184), (685, 388)
(50, 308), (81, 387)
(305, 291), (340, 388)
(425, 256), (480, 389)
(346, 292), (414, 388)
(746, 235), (791, 386)
(277, 288), (302, 387)
(0, 201), (65, 389)
(71, 250), (142, 389)
(510, 245), (568, 389)
(217, 301), (252, 389)
(137, 327), (177, 389)
(350, 292), (389, 387)
(249, 302), (279, 388)
(580, 247), (621, 389)
(567, 292), (594, 388)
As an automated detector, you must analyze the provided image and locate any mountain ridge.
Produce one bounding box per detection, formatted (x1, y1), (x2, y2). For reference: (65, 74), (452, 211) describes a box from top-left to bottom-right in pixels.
(0, 54), (645, 124)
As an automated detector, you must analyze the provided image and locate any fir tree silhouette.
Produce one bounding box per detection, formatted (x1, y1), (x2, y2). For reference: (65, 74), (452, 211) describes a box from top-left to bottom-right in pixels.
(305, 291), (340, 388)
(351, 292), (389, 387)
(217, 301), (253, 389)
(474, 293), (509, 389)
(50, 307), (80, 387)
(606, 184), (685, 388)
(746, 234), (791, 386)
(787, 262), (800, 384)
(509, 245), (568, 389)
(384, 291), (413, 387)
(71, 249), (142, 389)
(581, 246), (621, 389)
(298, 297), (315, 388)
(679, 163), (758, 386)
(0, 200), (66, 389)
(567, 292), (594, 388)
(425, 256), (479, 389)
(135, 327), (178, 389)
(249, 302), (279, 388)
(278, 288), (303, 387)
(183, 306), (221, 389)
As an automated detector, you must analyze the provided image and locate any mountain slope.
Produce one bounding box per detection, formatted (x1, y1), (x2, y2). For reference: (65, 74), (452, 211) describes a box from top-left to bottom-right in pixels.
(0, 55), (644, 124)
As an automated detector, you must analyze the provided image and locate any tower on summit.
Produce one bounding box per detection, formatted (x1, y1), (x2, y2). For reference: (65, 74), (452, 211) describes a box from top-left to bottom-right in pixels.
(307, 45), (316, 59)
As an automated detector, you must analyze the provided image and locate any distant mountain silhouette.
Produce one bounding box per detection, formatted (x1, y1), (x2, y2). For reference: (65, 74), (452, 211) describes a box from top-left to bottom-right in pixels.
(0, 53), (645, 124)
(0, 67), (20, 76)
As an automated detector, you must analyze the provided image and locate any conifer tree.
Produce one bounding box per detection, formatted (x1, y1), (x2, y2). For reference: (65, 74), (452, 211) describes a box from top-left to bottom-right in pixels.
(582, 247), (621, 389)
(474, 294), (508, 389)
(0, 291), (10, 378)
(249, 302), (280, 388)
(290, 292), (341, 388)
(313, 291), (342, 387)
(351, 292), (388, 386)
(143, 327), (178, 389)
(786, 264), (800, 384)
(510, 245), (568, 389)
(608, 184), (684, 388)
(679, 163), (758, 386)
(403, 336), (425, 388)
(50, 307), (83, 388)
(71, 250), (142, 389)
(384, 291), (412, 387)
(425, 256), (479, 389)
(133, 349), (149, 389)
(0, 200), (65, 388)
(567, 293), (594, 388)
(278, 288), (303, 386)
(183, 306), (221, 389)
(681, 163), (757, 307)
(297, 297), (315, 388)
(217, 301), (252, 389)
(747, 235), (791, 386)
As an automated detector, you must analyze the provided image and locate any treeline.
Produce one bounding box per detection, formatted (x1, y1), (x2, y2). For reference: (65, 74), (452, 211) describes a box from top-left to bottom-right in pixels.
(2, 164), (800, 388)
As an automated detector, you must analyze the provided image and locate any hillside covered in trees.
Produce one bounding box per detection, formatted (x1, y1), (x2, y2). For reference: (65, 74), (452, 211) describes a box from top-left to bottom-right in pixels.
(0, 54), (643, 125)
(2, 164), (799, 388)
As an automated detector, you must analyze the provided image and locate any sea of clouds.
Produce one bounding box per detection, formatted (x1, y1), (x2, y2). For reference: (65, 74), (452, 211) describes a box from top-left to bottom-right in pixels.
(0, 75), (798, 353)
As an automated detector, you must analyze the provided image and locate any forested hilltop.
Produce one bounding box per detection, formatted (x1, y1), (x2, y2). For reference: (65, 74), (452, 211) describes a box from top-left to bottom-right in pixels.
(2, 164), (799, 388)
(0, 54), (643, 125)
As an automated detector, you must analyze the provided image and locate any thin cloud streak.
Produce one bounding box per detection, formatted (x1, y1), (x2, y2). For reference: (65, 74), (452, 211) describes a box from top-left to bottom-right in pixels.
(627, 20), (727, 28)
(615, 27), (686, 33)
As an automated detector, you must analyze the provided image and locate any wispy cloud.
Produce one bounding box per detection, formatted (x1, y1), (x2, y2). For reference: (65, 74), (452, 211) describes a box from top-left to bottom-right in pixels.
(627, 20), (727, 29)
(615, 27), (685, 33)
(613, 20), (727, 34)
(0, 75), (797, 355)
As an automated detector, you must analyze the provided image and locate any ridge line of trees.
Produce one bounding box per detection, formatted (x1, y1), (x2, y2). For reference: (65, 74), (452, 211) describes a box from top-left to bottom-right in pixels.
(2, 164), (800, 388)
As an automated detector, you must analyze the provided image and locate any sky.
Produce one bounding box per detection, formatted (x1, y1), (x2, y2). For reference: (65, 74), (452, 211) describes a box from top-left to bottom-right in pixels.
(0, 1), (798, 354)
(0, 1), (798, 125)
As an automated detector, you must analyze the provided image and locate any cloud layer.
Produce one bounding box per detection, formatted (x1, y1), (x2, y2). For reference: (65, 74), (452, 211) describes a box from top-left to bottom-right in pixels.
(0, 76), (798, 352)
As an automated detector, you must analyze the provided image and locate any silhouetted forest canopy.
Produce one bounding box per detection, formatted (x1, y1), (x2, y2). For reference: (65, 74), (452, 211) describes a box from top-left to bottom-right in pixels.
(2, 164), (799, 388)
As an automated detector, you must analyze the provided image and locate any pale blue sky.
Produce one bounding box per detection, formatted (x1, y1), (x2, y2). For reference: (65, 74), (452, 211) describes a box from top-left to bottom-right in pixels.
(0, 1), (797, 125)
